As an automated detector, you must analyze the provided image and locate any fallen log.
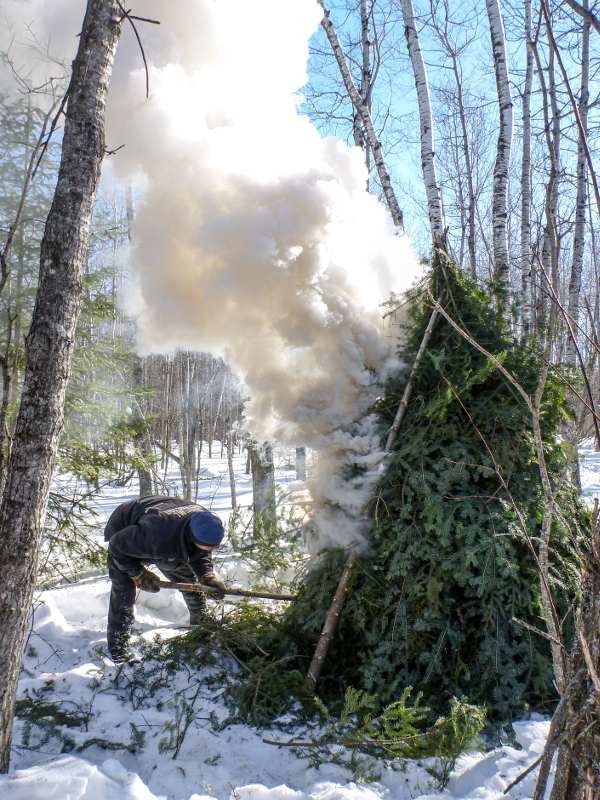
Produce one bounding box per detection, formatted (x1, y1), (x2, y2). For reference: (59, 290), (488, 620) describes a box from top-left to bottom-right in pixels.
(156, 580), (296, 602)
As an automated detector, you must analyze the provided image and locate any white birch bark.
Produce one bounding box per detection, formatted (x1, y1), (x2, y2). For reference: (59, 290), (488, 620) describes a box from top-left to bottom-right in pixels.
(400, 0), (445, 245)
(486, 0), (513, 290)
(352, 1), (371, 156)
(318, 1), (404, 232)
(567, 3), (590, 365)
(520, 0), (534, 335)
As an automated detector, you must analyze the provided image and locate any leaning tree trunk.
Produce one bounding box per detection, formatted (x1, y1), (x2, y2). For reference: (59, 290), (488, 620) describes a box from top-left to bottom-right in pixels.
(400, 0), (445, 246)
(520, 0), (534, 337)
(567, 3), (590, 365)
(486, 0), (514, 296)
(318, 0), (404, 232)
(0, 0), (121, 772)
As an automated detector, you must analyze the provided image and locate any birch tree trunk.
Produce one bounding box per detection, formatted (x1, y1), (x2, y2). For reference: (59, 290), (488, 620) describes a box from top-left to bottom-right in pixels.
(352, 0), (371, 172)
(520, 0), (534, 336)
(318, 1), (404, 232)
(567, 3), (590, 365)
(400, 0), (445, 245)
(486, 0), (513, 293)
(0, 0), (122, 772)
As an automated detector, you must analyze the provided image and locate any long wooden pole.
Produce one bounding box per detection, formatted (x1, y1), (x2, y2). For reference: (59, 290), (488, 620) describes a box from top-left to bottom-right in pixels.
(156, 580), (295, 602)
(304, 301), (439, 689)
(305, 551), (357, 688)
(385, 306), (439, 451)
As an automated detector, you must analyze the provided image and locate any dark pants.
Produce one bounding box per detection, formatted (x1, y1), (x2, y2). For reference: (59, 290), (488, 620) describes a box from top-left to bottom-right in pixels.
(107, 555), (207, 658)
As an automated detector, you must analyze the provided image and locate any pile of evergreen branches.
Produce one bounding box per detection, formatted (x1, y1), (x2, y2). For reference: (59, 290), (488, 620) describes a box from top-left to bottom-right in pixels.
(269, 265), (584, 721)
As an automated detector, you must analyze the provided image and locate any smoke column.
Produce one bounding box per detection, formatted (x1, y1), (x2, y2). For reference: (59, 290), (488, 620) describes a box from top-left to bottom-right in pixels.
(2, 0), (421, 548)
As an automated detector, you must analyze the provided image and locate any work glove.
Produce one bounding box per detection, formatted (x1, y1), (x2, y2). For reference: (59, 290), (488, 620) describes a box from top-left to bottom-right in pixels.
(132, 567), (161, 593)
(198, 572), (226, 600)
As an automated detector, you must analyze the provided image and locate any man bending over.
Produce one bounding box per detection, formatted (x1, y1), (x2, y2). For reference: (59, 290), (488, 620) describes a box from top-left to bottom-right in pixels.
(104, 494), (227, 663)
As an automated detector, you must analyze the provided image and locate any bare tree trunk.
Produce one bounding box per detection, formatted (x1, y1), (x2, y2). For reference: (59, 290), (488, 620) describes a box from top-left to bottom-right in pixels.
(318, 0), (404, 231)
(400, 0), (445, 245)
(535, 32), (561, 331)
(531, 30), (561, 346)
(520, 0), (534, 336)
(352, 0), (372, 188)
(250, 441), (276, 534)
(429, 0), (475, 271)
(567, 2), (590, 365)
(486, 0), (513, 294)
(0, 0), (121, 771)
(227, 429), (237, 509)
(295, 446), (307, 480)
(452, 59), (476, 276)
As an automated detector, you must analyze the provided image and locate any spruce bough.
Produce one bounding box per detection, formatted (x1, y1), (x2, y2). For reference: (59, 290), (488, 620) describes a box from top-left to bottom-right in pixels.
(276, 266), (583, 720)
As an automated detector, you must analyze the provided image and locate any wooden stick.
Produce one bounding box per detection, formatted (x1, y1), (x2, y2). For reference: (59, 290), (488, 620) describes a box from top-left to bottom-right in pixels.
(385, 305), (439, 452)
(262, 732), (427, 747)
(156, 580), (295, 602)
(305, 551), (357, 687)
(304, 300), (440, 690)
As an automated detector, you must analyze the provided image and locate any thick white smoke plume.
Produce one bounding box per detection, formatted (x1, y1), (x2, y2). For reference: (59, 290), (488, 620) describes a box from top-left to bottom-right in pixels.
(2, 0), (421, 548)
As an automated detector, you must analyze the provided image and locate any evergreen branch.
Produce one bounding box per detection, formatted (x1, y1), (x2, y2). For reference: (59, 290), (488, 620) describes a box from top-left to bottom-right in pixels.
(428, 289), (572, 691)
(385, 305), (439, 451)
(2, 95), (62, 276)
(443, 379), (564, 666)
(427, 291), (533, 411)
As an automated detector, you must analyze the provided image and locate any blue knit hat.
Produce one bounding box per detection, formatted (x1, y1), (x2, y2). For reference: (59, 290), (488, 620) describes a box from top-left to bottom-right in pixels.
(189, 511), (225, 546)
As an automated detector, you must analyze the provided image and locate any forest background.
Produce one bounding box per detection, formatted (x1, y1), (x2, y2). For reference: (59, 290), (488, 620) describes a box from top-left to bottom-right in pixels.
(2, 0), (599, 517)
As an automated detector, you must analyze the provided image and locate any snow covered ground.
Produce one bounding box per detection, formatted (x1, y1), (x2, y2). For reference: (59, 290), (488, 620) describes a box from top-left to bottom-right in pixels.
(1, 442), (599, 800)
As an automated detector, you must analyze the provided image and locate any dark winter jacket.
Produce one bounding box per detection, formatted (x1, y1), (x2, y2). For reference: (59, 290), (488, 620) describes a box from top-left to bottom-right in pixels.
(104, 495), (216, 580)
